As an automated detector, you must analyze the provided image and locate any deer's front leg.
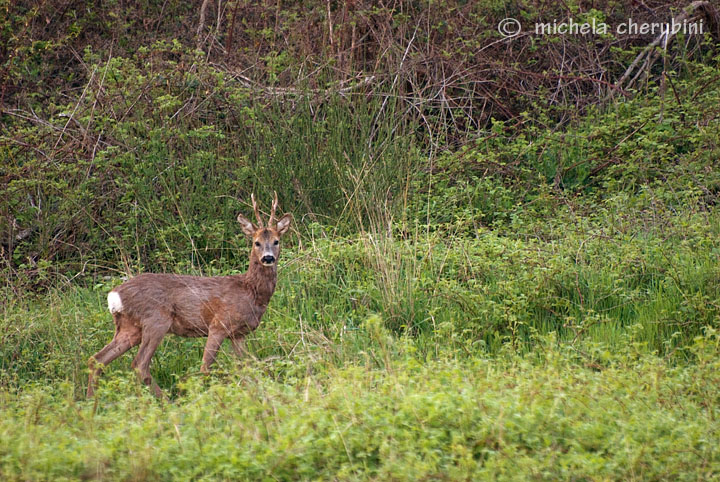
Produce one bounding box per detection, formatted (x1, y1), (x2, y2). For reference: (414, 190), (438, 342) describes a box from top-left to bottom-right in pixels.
(201, 327), (227, 374)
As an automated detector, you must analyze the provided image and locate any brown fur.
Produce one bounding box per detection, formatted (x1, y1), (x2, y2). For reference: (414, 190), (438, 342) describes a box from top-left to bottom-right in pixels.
(87, 200), (292, 398)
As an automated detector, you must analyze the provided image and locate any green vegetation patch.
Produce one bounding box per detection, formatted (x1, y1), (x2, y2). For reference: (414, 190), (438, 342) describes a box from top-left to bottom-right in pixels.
(1, 335), (719, 480)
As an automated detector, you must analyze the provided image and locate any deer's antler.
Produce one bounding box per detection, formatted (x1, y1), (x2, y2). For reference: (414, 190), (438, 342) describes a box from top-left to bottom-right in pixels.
(268, 191), (279, 226)
(251, 193), (264, 227)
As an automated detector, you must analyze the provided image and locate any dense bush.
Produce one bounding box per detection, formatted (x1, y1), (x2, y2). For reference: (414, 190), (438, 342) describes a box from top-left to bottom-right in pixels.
(3, 0), (719, 285)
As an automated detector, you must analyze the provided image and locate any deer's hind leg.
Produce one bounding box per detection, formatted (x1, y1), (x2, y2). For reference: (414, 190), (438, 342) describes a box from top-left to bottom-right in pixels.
(87, 313), (141, 397)
(131, 315), (172, 398)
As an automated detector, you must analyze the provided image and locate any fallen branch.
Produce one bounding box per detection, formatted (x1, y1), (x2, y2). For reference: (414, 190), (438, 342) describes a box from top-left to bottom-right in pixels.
(220, 69), (377, 100)
(196, 0), (212, 48)
(616, 1), (719, 91)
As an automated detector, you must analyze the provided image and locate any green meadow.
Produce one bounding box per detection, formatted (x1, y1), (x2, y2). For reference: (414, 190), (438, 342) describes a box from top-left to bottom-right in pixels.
(2, 1), (720, 479)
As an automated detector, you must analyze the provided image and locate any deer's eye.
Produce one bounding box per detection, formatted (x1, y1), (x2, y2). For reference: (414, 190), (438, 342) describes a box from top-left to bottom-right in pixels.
(273, 240), (279, 245)
(255, 242), (261, 247)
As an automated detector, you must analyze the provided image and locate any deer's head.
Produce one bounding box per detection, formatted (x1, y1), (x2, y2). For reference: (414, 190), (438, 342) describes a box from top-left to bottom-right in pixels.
(237, 192), (292, 267)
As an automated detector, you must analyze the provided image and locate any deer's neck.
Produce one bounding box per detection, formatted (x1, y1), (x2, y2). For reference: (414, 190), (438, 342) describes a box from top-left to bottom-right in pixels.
(245, 259), (278, 306)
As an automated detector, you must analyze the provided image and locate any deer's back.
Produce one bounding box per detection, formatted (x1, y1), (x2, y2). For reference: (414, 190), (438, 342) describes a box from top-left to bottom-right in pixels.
(110, 273), (263, 337)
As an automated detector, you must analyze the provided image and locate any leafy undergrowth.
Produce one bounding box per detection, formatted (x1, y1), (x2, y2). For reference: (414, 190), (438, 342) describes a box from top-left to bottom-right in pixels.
(1, 333), (719, 481)
(3, 196), (719, 393)
(2, 173), (718, 478)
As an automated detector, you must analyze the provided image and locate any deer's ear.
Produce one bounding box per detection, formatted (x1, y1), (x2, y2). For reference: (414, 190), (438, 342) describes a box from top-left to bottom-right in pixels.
(276, 213), (292, 236)
(237, 214), (257, 237)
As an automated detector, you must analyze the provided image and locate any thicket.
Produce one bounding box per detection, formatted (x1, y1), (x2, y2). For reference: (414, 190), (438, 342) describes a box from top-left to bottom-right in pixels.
(2, 0), (719, 285)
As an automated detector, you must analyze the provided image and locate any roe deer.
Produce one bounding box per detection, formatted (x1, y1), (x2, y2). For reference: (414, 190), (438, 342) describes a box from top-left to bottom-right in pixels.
(87, 192), (292, 397)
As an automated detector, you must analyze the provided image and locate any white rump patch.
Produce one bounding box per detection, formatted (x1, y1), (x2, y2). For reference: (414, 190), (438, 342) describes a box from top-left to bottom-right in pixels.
(107, 291), (123, 313)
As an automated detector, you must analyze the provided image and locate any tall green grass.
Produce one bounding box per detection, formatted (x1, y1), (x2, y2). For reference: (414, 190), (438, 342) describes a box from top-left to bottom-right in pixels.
(2, 46), (419, 281)
(3, 193), (718, 397)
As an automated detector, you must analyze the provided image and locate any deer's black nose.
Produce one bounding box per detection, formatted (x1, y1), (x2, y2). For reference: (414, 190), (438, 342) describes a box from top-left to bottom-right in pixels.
(261, 255), (275, 264)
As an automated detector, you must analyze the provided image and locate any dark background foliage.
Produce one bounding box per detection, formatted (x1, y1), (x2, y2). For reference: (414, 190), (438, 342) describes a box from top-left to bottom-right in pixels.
(1, 0), (718, 289)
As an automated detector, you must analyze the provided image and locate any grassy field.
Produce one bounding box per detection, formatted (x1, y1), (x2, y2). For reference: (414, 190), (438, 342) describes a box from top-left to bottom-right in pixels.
(4, 120), (720, 480)
(2, 192), (720, 479)
(3, 1), (720, 479)
(2, 339), (720, 480)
